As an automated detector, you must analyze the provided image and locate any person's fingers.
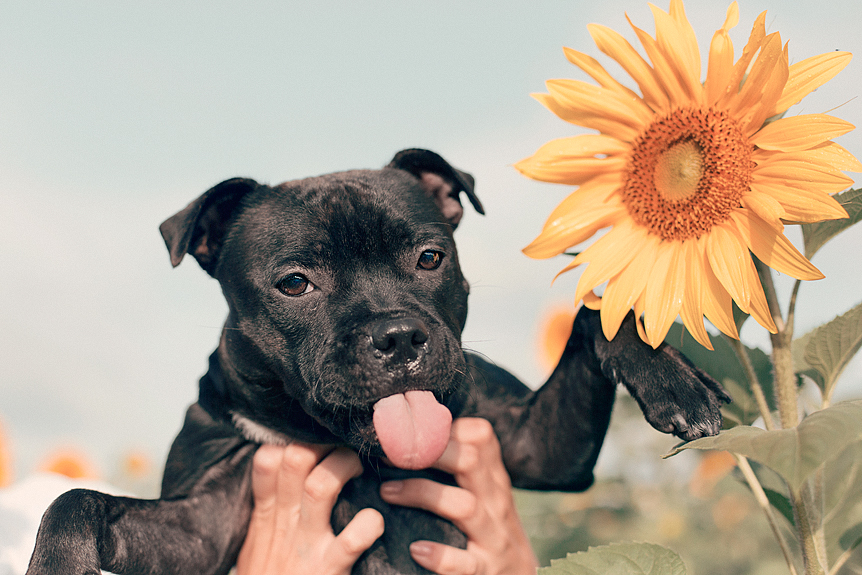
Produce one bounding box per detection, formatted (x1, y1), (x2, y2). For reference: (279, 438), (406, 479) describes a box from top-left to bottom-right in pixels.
(250, 444), (288, 515)
(327, 508), (385, 572)
(300, 447), (364, 526)
(409, 541), (480, 575)
(380, 479), (477, 527)
(276, 442), (333, 506)
(433, 418), (508, 493)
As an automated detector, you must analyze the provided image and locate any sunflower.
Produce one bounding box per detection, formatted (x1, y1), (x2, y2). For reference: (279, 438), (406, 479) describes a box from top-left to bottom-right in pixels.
(516, 0), (859, 349)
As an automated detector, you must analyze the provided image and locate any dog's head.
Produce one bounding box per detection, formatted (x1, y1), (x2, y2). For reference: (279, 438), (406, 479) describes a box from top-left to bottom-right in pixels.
(160, 149), (484, 469)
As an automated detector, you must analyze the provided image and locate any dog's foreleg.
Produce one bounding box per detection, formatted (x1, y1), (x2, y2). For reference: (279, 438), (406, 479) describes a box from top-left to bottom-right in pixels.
(26, 445), (255, 575)
(462, 309), (616, 491)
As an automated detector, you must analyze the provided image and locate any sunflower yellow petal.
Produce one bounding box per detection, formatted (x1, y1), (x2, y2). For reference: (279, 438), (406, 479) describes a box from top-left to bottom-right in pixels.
(751, 114), (856, 152)
(743, 255), (778, 333)
(530, 91), (635, 141)
(772, 51), (853, 116)
(543, 174), (624, 230)
(514, 157), (625, 185)
(738, 43), (789, 136)
(669, 0), (702, 78)
(741, 191), (785, 229)
(626, 15), (689, 108)
(700, 237), (739, 339)
(754, 160), (856, 194)
(649, 1), (702, 102)
(547, 79), (652, 130)
(767, 142), (862, 173)
(583, 291), (602, 310)
(563, 47), (641, 100)
(633, 294), (649, 344)
(572, 221), (645, 303)
(729, 32), (784, 120)
(514, 135), (630, 185)
(704, 2), (739, 105)
(532, 92), (579, 125)
(523, 200), (625, 259)
(749, 178), (849, 222)
(679, 240), (714, 350)
(707, 224), (777, 333)
(730, 210), (824, 281)
(643, 240), (686, 348)
(587, 23), (669, 112)
(706, 223), (751, 311)
(718, 10), (767, 108)
(600, 233), (659, 340)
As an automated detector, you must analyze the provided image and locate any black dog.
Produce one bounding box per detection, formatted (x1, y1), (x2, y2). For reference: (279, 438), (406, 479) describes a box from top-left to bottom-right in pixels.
(27, 149), (728, 575)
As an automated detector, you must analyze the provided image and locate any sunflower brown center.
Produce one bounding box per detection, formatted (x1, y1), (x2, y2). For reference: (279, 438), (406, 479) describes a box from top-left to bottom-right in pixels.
(654, 140), (703, 201)
(621, 107), (753, 241)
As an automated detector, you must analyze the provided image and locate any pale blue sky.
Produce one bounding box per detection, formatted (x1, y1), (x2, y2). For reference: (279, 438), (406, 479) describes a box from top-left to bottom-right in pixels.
(2, 0), (861, 475)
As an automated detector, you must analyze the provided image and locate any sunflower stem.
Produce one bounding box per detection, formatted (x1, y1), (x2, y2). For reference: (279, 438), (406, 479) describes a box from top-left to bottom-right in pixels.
(792, 486), (826, 575)
(754, 259), (799, 429)
(786, 279), (802, 342)
(752, 260), (827, 575)
(735, 455), (799, 575)
(755, 257), (786, 334)
(725, 335), (776, 430)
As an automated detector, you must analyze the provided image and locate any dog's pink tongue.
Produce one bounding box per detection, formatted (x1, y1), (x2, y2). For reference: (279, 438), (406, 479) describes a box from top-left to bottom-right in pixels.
(372, 391), (452, 470)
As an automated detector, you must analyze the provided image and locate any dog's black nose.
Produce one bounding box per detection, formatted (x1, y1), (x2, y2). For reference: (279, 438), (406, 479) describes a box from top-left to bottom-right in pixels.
(370, 318), (429, 361)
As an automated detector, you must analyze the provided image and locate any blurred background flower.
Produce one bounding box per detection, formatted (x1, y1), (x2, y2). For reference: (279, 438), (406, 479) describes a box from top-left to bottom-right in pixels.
(0, 420), (13, 488)
(37, 447), (99, 480)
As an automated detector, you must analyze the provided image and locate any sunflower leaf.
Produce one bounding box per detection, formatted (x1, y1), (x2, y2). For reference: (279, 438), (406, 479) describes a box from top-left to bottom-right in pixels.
(666, 401), (862, 491)
(762, 488), (796, 527)
(791, 329), (826, 391)
(839, 524), (862, 554)
(792, 301), (862, 402)
(802, 188), (862, 259)
(823, 441), (862, 559)
(538, 542), (687, 575)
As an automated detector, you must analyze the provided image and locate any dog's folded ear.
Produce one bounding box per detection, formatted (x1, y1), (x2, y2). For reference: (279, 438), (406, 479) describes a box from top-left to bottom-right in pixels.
(159, 178), (258, 275)
(388, 149), (484, 229)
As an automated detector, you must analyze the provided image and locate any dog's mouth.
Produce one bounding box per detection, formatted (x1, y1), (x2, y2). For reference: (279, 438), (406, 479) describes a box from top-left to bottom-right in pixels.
(332, 389), (454, 470)
(371, 390), (452, 469)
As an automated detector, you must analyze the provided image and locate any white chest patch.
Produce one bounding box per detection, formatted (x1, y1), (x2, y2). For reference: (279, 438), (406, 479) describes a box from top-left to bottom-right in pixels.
(231, 412), (294, 446)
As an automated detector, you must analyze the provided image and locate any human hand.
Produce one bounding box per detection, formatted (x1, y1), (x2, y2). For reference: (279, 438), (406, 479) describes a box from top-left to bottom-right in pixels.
(380, 417), (539, 575)
(236, 443), (384, 575)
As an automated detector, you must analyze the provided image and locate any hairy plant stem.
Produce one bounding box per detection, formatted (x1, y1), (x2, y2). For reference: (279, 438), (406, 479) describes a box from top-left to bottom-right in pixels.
(754, 260), (826, 575)
(754, 260), (799, 428)
(792, 488), (826, 575)
(736, 455), (798, 575)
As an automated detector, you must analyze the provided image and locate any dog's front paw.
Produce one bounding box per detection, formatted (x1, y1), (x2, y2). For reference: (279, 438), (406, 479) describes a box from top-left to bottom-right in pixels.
(25, 489), (105, 575)
(602, 343), (731, 441)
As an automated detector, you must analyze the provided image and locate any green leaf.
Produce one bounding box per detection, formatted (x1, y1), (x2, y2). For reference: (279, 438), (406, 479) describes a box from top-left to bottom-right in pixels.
(792, 301), (862, 401)
(839, 523), (862, 553)
(666, 400), (862, 491)
(538, 542), (687, 575)
(823, 441), (862, 560)
(802, 188), (862, 259)
(791, 329), (826, 391)
(665, 322), (774, 426)
(762, 488), (795, 527)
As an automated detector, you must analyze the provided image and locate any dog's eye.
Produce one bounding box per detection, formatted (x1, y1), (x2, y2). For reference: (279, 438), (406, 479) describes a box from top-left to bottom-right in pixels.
(417, 250), (443, 270)
(277, 273), (313, 296)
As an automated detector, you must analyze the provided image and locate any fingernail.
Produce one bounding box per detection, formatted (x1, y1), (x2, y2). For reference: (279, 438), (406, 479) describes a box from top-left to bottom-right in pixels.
(380, 480), (403, 497)
(410, 541), (433, 559)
